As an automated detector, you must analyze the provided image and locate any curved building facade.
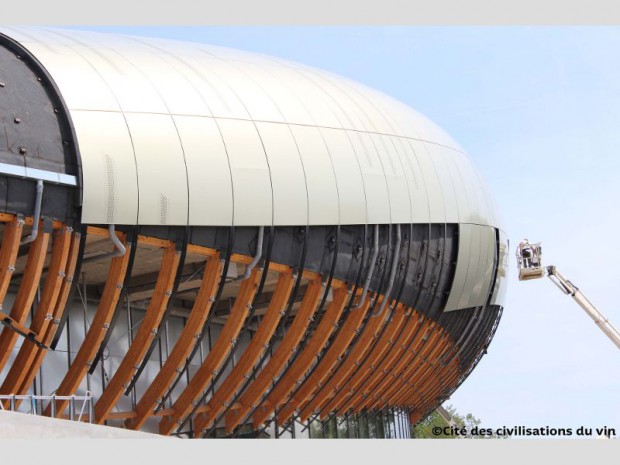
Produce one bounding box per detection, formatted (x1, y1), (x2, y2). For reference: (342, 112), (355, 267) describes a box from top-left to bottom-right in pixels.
(0, 27), (508, 438)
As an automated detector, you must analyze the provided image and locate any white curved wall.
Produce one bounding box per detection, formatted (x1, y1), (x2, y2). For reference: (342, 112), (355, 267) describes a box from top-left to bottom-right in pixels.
(1, 26), (501, 232)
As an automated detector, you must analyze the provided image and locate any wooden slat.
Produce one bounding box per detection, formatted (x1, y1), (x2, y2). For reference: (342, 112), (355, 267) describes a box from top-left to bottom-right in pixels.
(158, 268), (261, 435)
(395, 334), (459, 409)
(224, 276), (323, 434)
(45, 239), (131, 418)
(1, 227), (71, 394)
(0, 225), (50, 372)
(320, 307), (413, 416)
(340, 315), (431, 415)
(251, 285), (349, 429)
(15, 231), (82, 395)
(358, 322), (445, 412)
(94, 245), (181, 423)
(373, 324), (443, 404)
(276, 296), (374, 425)
(298, 301), (400, 423)
(126, 253), (223, 430)
(0, 216), (24, 306)
(192, 269), (295, 435)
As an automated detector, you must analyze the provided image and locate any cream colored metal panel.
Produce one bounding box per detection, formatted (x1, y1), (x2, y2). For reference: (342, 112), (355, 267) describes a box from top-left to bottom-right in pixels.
(372, 134), (412, 224)
(288, 125), (339, 225)
(260, 61), (343, 129)
(437, 145), (475, 224)
(452, 150), (493, 226)
(121, 51), (211, 117)
(456, 224), (481, 310)
(234, 63), (316, 126)
(347, 131), (390, 224)
(481, 225), (497, 303)
(71, 110), (138, 225)
(444, 223), (471, 312)
(173, 116), (233, 226)
(198, 53), (284, 123)
(319, 128), (367, 225)
(11, 40), (120, 112)
(124, 113), (188, 225)
(490, 229), (509, 307)
(391, 137), (430, 223)
(408, 140), (447, 224)
(422, 143), (460, 223)
(254, 122), (308, 226)
(215, 118), (272, 226)
(292, 64), (369, 132)
(62, 43), (168, 114)
(466, 225), (489, 308)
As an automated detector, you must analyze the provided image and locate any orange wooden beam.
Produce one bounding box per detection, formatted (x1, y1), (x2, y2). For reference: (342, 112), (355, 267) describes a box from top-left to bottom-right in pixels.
(45, 239), (132, 418)
(126, 252), (223, 431)
(0, 224), (50, 372)
(15, 231), (82, 396)
(252, 285), (349, 429)
(94, 245), (181, 424)
(0, 216), (24, 306)
(320, 308), (414, 417)
(158, 267), (261, 435)
(1, 226), (71, 394)
(298, 302), (400, 423)
(277, 296), (374, 425)
(224, 276), (324, 434)
(193, 269), (295, 436)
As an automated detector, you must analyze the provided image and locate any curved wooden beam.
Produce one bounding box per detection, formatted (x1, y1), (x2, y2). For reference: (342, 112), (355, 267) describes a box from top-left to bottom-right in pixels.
(0, 216), (24, 306)
(1, 226), (71, 394)
(45, 237), (131, 418)
(298, 302), (399, 423)
(125, 252), (223, 431)
(224, 275), (323, 434)
(192, 269), (295, 435)
(277, 296), (374, 425)
(0, 222), (50, 372)
(320, 308), (414, 417)
(251, 285), (349, 429)
(158, 267), (261, 435)
(95, 245), (181, 423)
(14, 231), (82, 396)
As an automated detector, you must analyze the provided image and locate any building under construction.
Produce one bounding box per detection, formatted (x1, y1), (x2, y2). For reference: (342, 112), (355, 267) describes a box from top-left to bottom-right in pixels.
(0, 27), (508, 438)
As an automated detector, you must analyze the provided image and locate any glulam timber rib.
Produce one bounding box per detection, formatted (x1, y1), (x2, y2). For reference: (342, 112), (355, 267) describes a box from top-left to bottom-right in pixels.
(298, 301), (397, 422)
(0, 216), (24, 306)
(276, 296), (374, 425)
(192, 269), (295, 435)
(1, 227), (72, 395)
(321, 308), (417, 417)
(95, 245), (181, 424)
(126, 251), (222, 431)
(159, 267), (261, 435)
(224, 275), (324, 434)
(45, 237), (131, 418)
(251, 284), (349, 429)
(0, 223), (50, 372)
(14, 231), (82, 396)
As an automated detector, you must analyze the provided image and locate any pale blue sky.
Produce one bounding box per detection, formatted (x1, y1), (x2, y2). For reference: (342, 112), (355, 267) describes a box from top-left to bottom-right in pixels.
(69, 26), (620, 434)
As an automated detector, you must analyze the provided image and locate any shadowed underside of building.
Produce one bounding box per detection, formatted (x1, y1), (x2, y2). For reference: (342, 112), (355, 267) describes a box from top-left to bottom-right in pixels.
(0, 27), (508, 438)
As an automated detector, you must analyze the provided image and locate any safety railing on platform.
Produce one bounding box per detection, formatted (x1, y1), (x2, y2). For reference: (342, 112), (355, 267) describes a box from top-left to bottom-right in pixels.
(0, 393), (94, 423)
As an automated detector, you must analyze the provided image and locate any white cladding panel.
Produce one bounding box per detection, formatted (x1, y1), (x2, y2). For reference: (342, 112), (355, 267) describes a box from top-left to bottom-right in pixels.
(254, 122), (308, 226)
(174, 116), (233, 226)
(124, 113), (188, 225)
(2, 26), (502, 240)
(445, 224), (498, 312)
(71, 110), (139, 225)
(288, 125), (340, 225)
(216, 118), (273, 226)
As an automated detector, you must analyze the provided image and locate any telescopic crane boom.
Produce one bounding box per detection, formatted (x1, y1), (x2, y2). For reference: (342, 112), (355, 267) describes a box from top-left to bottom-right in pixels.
(516, 239), (620, 350)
